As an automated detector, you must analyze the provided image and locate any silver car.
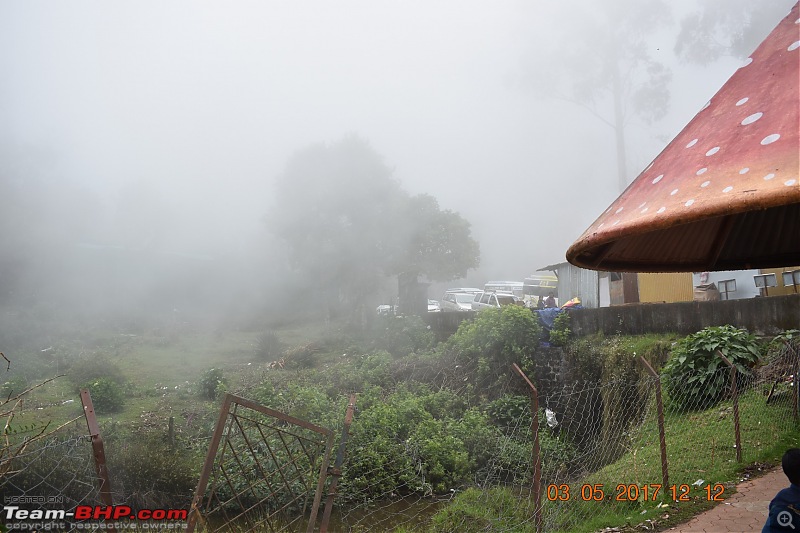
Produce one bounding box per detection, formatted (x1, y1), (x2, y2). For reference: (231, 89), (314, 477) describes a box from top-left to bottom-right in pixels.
(440, 290), (481, 312)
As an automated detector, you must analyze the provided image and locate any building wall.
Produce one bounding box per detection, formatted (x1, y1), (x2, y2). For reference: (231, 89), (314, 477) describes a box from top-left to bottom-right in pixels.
(760, 266), (800, 296)
(692, 270), (760, 300)
(638, 272), (693, 303)
(557, 263), (599, 309)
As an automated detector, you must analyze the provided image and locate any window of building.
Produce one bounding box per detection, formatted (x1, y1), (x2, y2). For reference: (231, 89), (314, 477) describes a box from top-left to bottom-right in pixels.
(718, 279), (737, 300)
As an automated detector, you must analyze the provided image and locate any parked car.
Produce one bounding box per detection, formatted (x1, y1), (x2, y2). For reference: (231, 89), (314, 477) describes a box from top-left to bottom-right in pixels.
(428, 299), (442, 312)
(440, 288), (482, 312)
(471, 291), (521, 311)
(376, 304), (394, 316)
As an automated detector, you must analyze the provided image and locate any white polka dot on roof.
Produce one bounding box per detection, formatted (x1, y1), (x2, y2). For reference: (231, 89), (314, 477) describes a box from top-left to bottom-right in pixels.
(686, 139), (698, 148)
(761, 134), (781, 145)
(701, 181), (710, 188)
(786, 180), (798, 187)
(736, 98), (748, 106)
(696, 168), (707, 175)
(741, 113), (763, 125)
(612, 220), (620, 226)
(706, 147), (720, 156)
(789, 41), (800, 52)
(723, 186), (733, 193)
(641, 207), (648, 214)
(670, 189), (679, 195)
(638, 202), (647, 209)
(615, 207), (624, 214)
(740, 57), (753, 67)
(701, 100), (711, 111)
(657, 207), (666, 214)
(652, 174), (663, 184)
(685, 199), (695, 207)
(764, 173), (776, 180)
(739, 168), (749, 174)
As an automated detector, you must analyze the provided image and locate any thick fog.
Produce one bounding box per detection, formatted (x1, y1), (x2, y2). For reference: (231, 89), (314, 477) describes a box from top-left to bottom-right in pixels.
(0, 0), (794, 322)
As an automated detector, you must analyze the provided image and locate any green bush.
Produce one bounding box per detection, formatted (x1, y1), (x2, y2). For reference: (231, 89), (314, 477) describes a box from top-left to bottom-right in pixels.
(254, 330), (284, 361)
(374, 315), (436, 356)
(444, 305), (541, 394)
(108, 436), (197, 509)
(663, 325), (761, 411)
(82, 377), (125, 413)
(198, 368), (227, 400)
(549, 310), (571, 346)
(68, 354), (126, 387)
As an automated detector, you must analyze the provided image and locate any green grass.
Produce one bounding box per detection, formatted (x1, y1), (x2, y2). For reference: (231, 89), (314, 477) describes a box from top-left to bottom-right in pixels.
(542, 387), (799, 532)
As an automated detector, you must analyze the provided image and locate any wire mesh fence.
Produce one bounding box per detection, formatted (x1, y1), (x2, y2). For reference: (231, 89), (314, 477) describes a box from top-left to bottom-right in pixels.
(2, 339), (797, 533)
(1, 415), (100, 512)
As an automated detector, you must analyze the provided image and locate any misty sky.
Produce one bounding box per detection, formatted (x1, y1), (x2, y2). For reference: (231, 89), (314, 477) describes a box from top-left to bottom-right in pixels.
(1, 1), (795, 290)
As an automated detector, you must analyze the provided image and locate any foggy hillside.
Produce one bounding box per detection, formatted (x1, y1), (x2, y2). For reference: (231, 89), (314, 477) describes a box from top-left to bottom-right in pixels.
(0, 0), (794, 326)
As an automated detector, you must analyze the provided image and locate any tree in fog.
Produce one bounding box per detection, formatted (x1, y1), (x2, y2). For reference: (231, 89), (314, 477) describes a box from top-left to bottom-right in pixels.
(674, 0), (796, 64)
(266, 136), (479, 318)
(521, 0), (672, 192)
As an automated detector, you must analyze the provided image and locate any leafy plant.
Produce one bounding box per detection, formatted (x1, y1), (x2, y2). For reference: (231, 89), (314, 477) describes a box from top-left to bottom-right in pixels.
(663, 325), (761, 411)
(444, 305), (542, 393)
(198, 368), (227, 401)
(549, 310), (571, 346)
(82, 377), (125, 413)
(374, 315), (436, 356)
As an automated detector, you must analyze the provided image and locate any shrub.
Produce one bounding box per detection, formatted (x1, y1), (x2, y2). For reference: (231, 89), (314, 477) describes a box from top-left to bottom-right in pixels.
(663, 325), (761, 411)
(549, 311), (571, 346)
(68, 355), (126, 387)
(198, 368), (227, 401)
(108, 436), (197, 509)
(254, 330), (284, 361)
(82, 377), (125, 413)
(444, 305), (542, 394)
(374, 315), (436, 356)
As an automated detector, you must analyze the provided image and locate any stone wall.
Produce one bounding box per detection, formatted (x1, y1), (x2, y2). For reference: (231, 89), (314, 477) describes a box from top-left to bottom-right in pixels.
(568, 293), (799, 337)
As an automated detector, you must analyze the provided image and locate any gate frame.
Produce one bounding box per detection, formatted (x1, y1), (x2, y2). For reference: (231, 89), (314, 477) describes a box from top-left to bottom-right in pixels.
(187, 393), (334, 533)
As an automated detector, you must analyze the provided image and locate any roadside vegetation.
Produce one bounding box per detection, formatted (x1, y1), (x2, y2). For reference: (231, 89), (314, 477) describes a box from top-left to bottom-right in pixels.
(2, 306), (798, 532)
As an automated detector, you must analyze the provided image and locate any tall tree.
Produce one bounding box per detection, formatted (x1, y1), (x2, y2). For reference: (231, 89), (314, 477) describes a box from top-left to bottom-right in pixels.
(266, 136), (479, 317)
(675, 0), (797, 64)
(521, 0), (672, 192)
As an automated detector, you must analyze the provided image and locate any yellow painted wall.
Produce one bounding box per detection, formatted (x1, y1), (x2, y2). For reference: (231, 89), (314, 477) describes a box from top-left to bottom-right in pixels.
(760, 267), (800, 296)
(637, 272), (694, 303)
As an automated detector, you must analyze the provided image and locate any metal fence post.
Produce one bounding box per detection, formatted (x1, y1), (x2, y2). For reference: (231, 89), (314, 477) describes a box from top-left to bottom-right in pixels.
(80, 389), (115, 533)
(639, 357), (669, 489)
(187, 393), (234, 533)
(717, 352), (742, 462)
(512, 363), (542, 533)
(320, 394), (357, 533)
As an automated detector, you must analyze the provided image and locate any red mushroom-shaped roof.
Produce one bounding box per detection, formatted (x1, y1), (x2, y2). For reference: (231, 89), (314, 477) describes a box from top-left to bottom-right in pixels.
(567, 3), (800, 273)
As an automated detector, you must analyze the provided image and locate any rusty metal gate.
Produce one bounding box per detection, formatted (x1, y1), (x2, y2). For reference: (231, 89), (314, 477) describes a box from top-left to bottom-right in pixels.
(187, 394), (335, 533)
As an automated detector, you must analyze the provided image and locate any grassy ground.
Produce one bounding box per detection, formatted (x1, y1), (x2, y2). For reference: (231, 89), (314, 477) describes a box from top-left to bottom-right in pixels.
(543, 388), (799, 532)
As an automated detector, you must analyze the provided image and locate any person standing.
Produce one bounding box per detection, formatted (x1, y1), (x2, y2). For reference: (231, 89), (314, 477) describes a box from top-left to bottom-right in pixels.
(762, 448), (800, 532)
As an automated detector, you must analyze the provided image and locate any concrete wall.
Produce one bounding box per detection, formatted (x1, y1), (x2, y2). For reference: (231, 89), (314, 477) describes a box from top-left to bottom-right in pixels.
(568, 293), (799, 337)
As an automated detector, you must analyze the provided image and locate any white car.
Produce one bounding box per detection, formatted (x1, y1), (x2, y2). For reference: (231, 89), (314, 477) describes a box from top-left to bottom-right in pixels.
(440, 289), (482, 312)
(471, 291), (521, 311)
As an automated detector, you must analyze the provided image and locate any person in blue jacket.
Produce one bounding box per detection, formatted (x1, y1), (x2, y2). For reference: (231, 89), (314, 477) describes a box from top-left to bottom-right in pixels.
(763, 448), (800, 532)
